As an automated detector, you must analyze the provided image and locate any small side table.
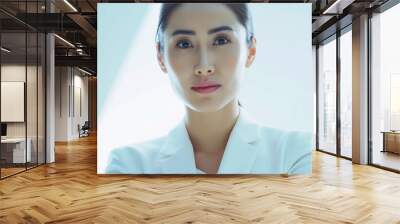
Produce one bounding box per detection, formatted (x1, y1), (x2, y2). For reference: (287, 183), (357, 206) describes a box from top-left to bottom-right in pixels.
(381, 131), (400, 154)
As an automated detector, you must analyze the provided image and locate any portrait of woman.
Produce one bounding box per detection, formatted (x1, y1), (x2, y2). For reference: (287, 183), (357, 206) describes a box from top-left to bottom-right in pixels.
(105, 3), (312, 175)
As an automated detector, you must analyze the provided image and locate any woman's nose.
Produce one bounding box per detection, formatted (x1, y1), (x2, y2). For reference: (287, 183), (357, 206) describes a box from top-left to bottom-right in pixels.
(194, 48), (215, 76)
(194, 65), (215, 76)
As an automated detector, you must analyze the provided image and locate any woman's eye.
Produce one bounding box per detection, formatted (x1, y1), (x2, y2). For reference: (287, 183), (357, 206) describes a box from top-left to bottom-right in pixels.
(213, 37), (231, 46)
(176, 40), (193, 49)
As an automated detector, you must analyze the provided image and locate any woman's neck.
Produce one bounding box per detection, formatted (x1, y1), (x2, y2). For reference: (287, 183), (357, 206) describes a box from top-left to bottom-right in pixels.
(185, 100), (240, 154)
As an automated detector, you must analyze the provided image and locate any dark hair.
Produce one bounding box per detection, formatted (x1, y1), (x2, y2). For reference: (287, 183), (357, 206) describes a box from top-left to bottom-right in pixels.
(155, 3), (254, 52)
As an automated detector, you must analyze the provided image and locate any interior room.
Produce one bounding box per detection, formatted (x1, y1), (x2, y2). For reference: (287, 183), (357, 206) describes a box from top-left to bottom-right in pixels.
(0, 0), (399, 223)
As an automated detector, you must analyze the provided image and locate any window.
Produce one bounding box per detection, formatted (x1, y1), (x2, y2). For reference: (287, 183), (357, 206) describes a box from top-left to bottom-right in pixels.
(339, 28), (352, 158)
(371, 2), (400, 171)
(318, 36), (337, 155)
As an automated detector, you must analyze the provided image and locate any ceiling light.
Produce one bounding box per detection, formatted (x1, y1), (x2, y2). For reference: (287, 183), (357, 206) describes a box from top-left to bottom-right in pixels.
(63, 0), (78, 12)
(323, 0), (341, 14)
(322, 0), (354, 15)
(54, 34), (75, 48)
(78, 67), (93, 76)
(1, 47), (11, 53)
(76, 48), (84, 55)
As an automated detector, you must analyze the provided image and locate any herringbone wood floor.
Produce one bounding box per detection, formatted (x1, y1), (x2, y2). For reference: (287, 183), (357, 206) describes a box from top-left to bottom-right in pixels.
(1, 134), (400, 223)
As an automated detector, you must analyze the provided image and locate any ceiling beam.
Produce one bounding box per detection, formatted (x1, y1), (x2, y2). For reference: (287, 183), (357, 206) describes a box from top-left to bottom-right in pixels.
(55, 55), (96, 72)
(67, 13), (97, 45)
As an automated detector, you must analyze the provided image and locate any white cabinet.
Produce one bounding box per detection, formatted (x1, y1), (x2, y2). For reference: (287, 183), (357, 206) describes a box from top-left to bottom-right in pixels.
(1, 138), (32, 163)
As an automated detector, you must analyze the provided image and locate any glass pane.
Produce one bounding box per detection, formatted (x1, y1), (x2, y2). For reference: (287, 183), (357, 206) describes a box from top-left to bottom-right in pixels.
(26, 0), (38, 169)
(38, 32), (45, 165)
(318, 37), (337, 154)
(371, 4), (400, 171)
(27, 31), (38, 169)
(340, 29), (352, 158)
(0, 1), (46, 178)
(1, 31), (27, 177)
(390, 75), (400, 130)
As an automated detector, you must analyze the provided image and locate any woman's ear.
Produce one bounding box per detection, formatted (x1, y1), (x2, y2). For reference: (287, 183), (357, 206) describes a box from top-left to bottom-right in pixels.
(156, 42), (167, 73)
(246, 37), (257, 68)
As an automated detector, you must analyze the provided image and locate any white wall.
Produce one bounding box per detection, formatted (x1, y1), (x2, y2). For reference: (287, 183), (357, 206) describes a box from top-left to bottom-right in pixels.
(55, 67), (69, 141)
(72, 72), (89, 138)
(55, 67), (89, 141)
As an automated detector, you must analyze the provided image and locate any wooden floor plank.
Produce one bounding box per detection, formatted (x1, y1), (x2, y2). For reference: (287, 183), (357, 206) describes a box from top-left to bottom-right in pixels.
(1, 134), (400, 223)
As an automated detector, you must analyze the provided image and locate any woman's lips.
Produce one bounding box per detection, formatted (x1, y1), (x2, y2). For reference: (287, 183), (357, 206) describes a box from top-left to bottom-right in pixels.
(191, 83), (221, 94)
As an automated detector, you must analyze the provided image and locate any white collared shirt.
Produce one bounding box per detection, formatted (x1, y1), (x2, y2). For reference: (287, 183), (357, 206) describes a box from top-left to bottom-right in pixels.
(105, 110), (312, 175)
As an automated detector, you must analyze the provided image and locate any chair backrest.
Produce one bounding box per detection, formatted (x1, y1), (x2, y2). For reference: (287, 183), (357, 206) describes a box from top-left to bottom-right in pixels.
(82, 121), (90, 129)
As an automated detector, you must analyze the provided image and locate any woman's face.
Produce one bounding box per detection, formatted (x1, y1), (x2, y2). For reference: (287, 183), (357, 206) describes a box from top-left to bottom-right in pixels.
(158, 3), (256, 112)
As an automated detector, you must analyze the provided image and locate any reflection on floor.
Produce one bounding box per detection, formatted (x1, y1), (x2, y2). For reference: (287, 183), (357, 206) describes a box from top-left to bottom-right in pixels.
(373, 150), (400, 171)
(0, 163), (41, 178)
(0, 167), (25, 177)
(341, 147), (352, 158)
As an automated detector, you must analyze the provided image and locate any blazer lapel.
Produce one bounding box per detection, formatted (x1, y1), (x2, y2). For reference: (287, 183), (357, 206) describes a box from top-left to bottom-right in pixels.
(217, 110), (260, 174)
(157, 120), (197, 174)
(157, 109), (260, 174)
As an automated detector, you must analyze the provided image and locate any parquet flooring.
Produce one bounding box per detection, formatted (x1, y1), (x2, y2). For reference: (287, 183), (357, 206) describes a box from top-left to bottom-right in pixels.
(1, 134), (400, 223)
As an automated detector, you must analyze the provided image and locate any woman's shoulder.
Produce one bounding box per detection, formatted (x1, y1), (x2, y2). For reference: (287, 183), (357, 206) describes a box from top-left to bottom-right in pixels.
(257, 125), (313, 175)
(105, 136), (167, 174)
(257, 125), (312, 145)
(256, 125), (308, 143)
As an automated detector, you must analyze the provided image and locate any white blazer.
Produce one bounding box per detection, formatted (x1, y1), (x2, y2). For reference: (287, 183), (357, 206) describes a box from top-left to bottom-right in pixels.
(105, 110), (312, 175)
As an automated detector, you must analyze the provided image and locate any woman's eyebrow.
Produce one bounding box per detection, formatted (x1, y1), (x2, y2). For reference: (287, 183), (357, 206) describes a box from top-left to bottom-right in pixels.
(170, 26), (233, 37)
(208, 26), (233, 34)
(171, 29), (195, 36)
